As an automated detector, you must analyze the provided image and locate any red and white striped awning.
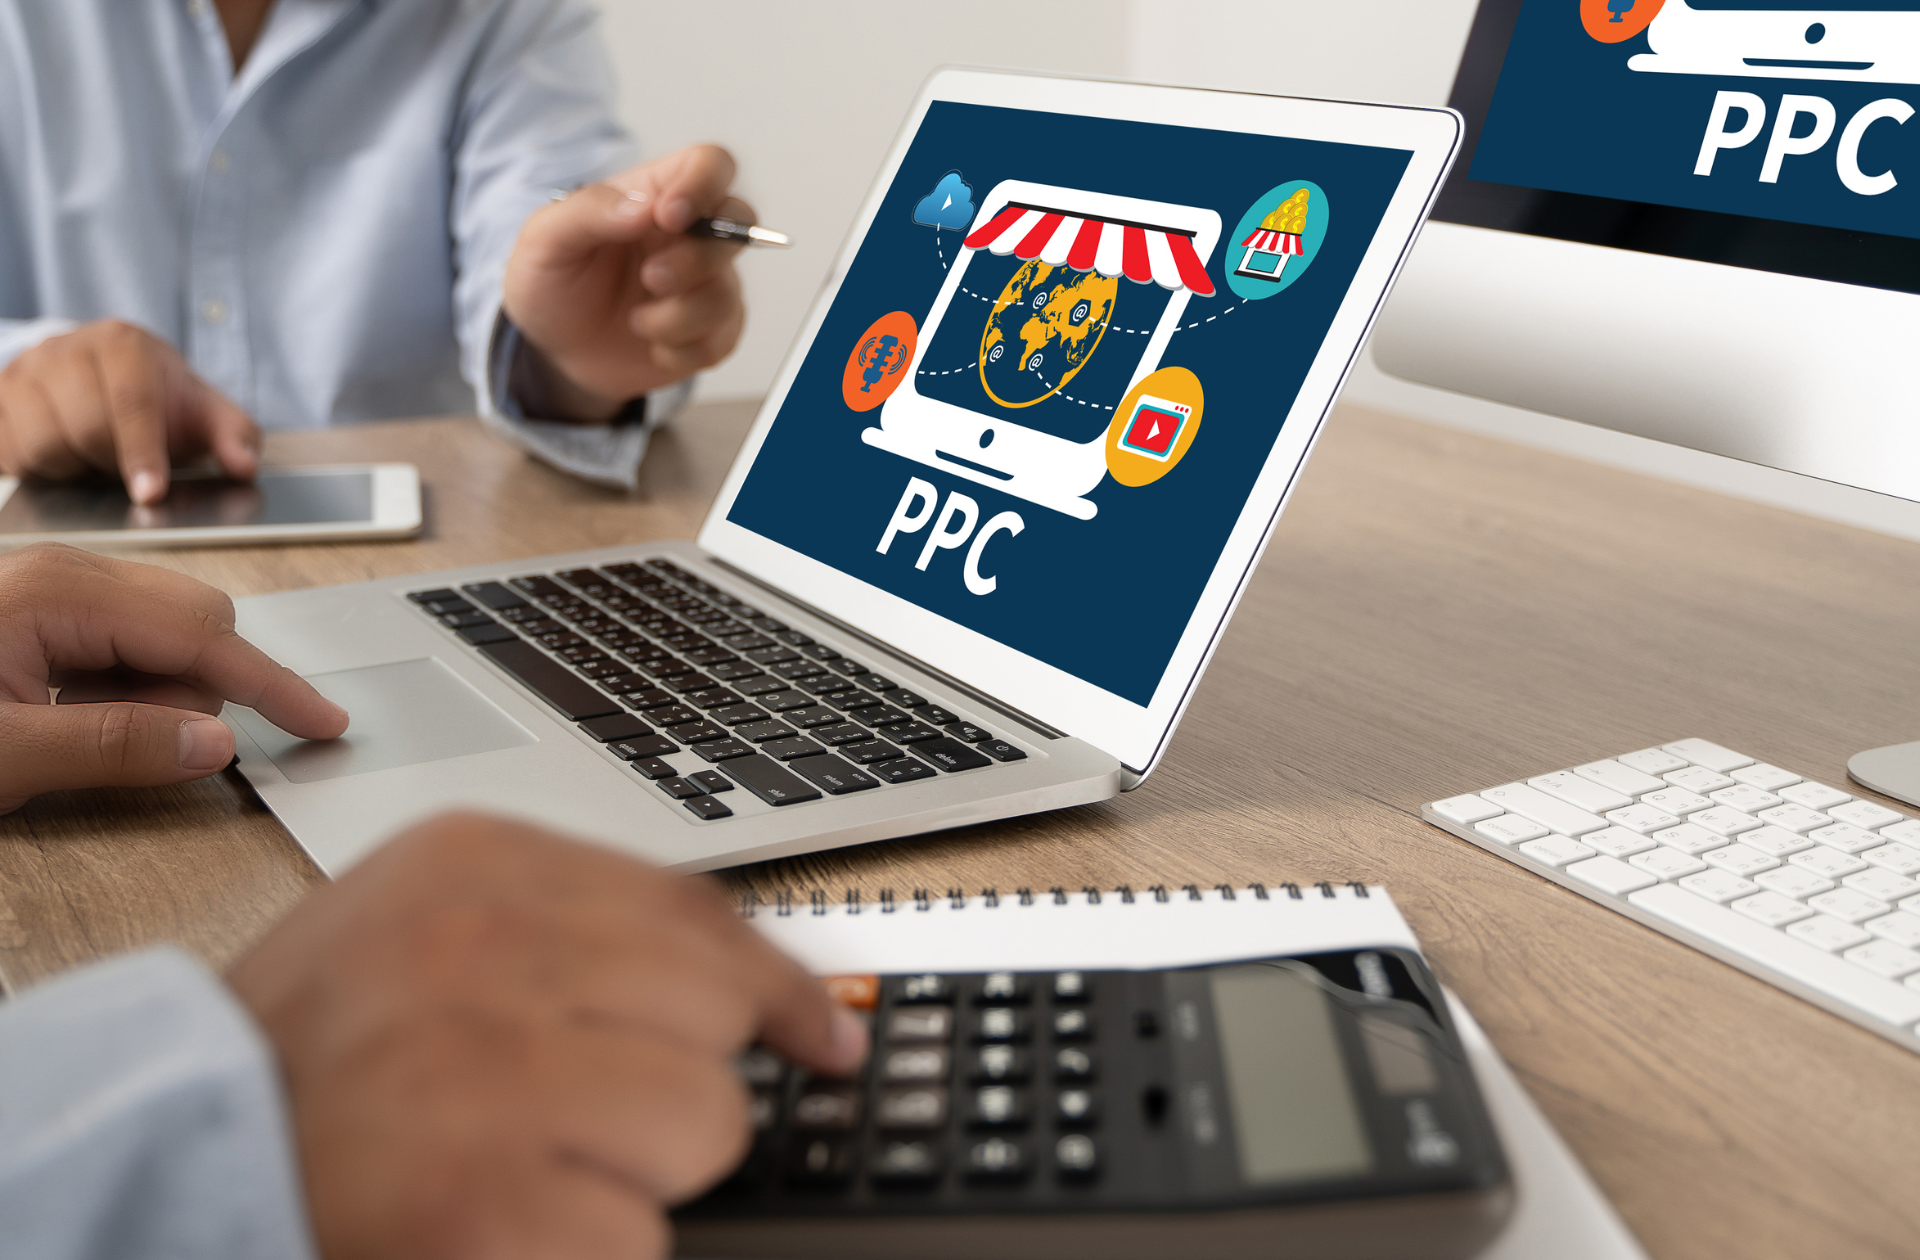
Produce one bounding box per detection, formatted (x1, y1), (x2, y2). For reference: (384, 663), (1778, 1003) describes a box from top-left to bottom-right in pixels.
(1241, 228), (1305, 256)
(962, 203), (1215, 297)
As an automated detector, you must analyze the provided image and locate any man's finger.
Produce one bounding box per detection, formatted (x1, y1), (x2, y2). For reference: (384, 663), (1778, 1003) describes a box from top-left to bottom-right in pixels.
(723, 924), (868, 1078)
(518, 183), (656, 276)
(630, 279), (737, 350)
(0, 700), (237, 813)
(6, 377), (88, 480)
(632, 145), (738, 234)
(96, 327), (173, 505)
(185, 377), (262, 482)
(53, 669), (227, 715)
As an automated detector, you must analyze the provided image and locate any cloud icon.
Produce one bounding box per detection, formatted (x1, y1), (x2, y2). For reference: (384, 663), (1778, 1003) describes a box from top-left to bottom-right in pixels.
(913, 171), (975, 231)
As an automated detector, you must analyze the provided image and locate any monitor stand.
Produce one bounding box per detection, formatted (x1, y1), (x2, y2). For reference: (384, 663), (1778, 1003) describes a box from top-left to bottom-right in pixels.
(1849, 742), (1920, 811)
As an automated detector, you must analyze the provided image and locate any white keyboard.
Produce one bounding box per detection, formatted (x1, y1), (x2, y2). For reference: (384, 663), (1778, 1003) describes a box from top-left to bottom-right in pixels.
(1424, 739), (1920, 1054)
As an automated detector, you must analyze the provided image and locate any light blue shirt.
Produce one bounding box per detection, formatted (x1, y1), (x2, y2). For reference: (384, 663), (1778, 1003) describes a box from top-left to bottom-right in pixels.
(0, 0), (682, 488)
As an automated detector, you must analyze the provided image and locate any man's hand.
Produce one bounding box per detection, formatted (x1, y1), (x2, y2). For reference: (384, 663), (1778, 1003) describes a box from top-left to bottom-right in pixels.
(0, 543), (348, 812)
(228, 813), (868, 1260)
(502, 145), (751, 422)
(0, 320), (260, 505)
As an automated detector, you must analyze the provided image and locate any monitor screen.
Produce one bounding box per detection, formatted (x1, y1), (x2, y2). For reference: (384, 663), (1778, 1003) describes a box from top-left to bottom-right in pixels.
(720, 99), (1413, 707)
(1437, 0), (1920, 294)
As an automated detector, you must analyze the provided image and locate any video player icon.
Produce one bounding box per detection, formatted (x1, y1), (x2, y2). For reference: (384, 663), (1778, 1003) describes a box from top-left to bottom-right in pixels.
(1119, 394), (1193, 461)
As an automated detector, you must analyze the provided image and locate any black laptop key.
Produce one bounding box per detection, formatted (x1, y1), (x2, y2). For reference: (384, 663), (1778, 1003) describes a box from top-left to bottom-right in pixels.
(917, 738), (993, 772)
(596, 673), (648, 695)
(837, 739), (903, 766)
(714, 703), (771, 726)
(623, 688), (677, 711)
(716, 632), (773, 652)
(408, 588), (462, 605)
(850, 704), (912, 729)
(631, 755), (677, 779)
(891, 691), (929, 709)
(510, 575), (568, 598)
(774, 630), (813, 646)
(861, 675), (898, 692)
(610, 736), (676, 761)
(800, 644), (841, 663)
(622, 643), (672, 663)
(913, 705), (961, 727)
(750, 616), (787, 633)
(683, 796), (733, 820)
(685, 648), (740, 669)
(499, 606), (547, 624)
(736, 720), (797, 743)
(575, 659), (624, 679)
(760, 690), (816, 712)
(801, 674), (856, 697)
(945, 722), (993, 743)
(762, 736), (827, 762)
(829, 659), (870, 677)
(828, 690), (881, 711)
(424, 597), (475, 616)
(692, 738), (756, 763)
(640, 657), (694, 679)
(813, 723), (871, 747)
(689, 770), (733, 794)
(664, 631), (713, 651)
(685, 687), (745, 710)
(787, 755), (879, 795)
(787, 706), (841, 729)
(769, 659), (825, 682)
(441, 610), (493, 629)
(658, 776), (703, 800)
(663, 672), (717, 694)
(667, 719), (728, 745)
(707, 661), (765, 683)
(735, 674), (789, 697)
(870, 757), (938, 785)
(725, 755), (823, 806)
(885, 722), (942, 744)
(457, 622), (518, 646)
(477, 641), (621, 720)
(579, 715), (652, 743)
(979, 740), (1028, 762)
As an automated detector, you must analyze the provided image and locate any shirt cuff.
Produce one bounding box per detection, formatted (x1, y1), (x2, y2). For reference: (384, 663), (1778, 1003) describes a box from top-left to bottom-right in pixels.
(480, 315), (694, 491)
(0, 947), (318, 1260)
(0, 318), (78, 370)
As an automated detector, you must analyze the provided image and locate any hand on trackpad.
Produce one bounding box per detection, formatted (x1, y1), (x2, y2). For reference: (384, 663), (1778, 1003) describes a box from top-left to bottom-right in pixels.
(229, 658), (535, 784)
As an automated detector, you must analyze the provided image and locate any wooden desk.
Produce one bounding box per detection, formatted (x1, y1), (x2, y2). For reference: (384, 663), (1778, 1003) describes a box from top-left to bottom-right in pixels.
(4, 401), (1918, 1260)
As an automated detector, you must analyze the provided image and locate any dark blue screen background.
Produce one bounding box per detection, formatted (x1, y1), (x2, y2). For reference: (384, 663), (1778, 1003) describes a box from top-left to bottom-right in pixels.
(1472, 2), (1920, 240)
(727, 102), (1410, 705)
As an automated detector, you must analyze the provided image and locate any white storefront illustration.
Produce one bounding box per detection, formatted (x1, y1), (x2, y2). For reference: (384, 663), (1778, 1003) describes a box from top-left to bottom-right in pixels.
(862, 180), (1221, 521)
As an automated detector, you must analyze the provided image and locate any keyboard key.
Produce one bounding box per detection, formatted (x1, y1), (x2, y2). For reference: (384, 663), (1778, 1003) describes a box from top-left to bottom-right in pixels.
(578, 714), (652, 743)
(1055, 1088), (1098, 1126)
(642, 704), (696, 727)
(1642, 787), (1712, 816)
(887, 1006), (954, 1041)
(1703, 843), (1778, 877)
(1629, 847), (1707, 879)
(802, 674), (858, 698)
(758, 689), (815, 711)
(439, 610), (493, 629)
(684, 648), (738, 667)
(692, 738), (756, 763)
(609, 736), (677, 761)
(876, 1086), (949, 1130)
(761, 736), (827, 762)
(724, 754), (822, 805)
(1618, 747), (1688, 775)
(1478, 784), (1607, 836)
(1710, 784), (1783, 813)
(1844, 939), (1920, 980)
(972, 1045), (1030, 1082)
(707, 660), (766, 683)
(917, 738), (993, 773)
(965, 1136), (1030, 1181)
(1788, 914), (1875, 951)
(477, 641), (621, 720)
(885, 722), (943, 744)
(881, 1047), (951, 1083)
(785, 705), (842, 729)
(657, 777), (702, 800)
(1866, 911), (1920, 949)
(1829, 799), (1907, 831)
(1733, 891), (1817, 928)
(1431, 794), (1505, 826)
(1863, 842), (1920, 876)
(1055, 1134), (1098, 1178)
(408, 587), (462, 604)
(1777, 780), (1852, 811)
(1473, 815), (1547, 845)
(684, 687), (745, 709)
(1664, 766), (1737, 795)
(630, 756), (677, 780)
(683, 796), (733, 821)
(1519, 835), (1595, 867)
(1528, 771), (1631, 814)
(968, 1086), (1028, 1128)
(837, 739), (904, 765)
(871, 757), (938, 785)
(787, 755), (879, 795)
(1567, 855), (1658, 896)
(456, 622), (517, 645)
(1756, 865), (1834, 899)
(890, 691), (930, 709)
(1881, 819), (1920, 844)
(1581, 826), (1656, 858)
(1650, 823), (1725, 855)
(871, 1139), (943, 1183)
(713, 703), (770, 725)
(662, 671), (717, 695)
(1678, 870), (1759, 904)
(1661, 739), (1752, 773)
(849, 704), (913, 728)
(1604, 804), (1681, 835)
(1738, 825), (1815, 858)
(913, 705), (961, 727)
(667, 720), (728, 745)
(1052, 1046), (1096, 1080)
(1572, 759), (1668, 797)
(1756, 804), (1832, 834)
(735, 720), (797, 743)
(1630, 884), (1920, 1024)
(824, 688), (880, 711)
(1846, 869), (1920, 904)
(945, 722), (993, 744)
(1727, 762), (1801, 792)
(792, 1085), (862, 1130)
(689, 770), (733, 794)
(1810, 822), (1883, 854)
(1808, 888), (1891, 924)
(811, 723), (872, 747)
(1687, 806), (1762, 838)
(1789, 846), (1869, 879)
(979, 740), (1027, 763)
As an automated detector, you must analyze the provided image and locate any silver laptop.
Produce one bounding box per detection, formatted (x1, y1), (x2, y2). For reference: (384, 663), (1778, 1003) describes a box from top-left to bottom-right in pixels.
(225, 70), (1460, 875)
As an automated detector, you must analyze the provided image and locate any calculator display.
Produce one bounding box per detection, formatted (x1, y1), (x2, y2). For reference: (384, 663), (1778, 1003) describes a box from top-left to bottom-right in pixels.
(1210, 964), (1372, 1183)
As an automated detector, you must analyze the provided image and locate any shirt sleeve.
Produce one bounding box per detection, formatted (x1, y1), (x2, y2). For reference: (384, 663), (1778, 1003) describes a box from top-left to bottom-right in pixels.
(0, 947), (318, 1260)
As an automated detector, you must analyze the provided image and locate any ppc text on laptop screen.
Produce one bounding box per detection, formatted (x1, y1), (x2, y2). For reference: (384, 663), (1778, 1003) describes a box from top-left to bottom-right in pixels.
(728, 102), (1411, 706)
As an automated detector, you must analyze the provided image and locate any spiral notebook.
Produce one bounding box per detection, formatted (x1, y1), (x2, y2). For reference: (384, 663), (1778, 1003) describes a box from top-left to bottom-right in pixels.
(741, 881), (1648, 1260)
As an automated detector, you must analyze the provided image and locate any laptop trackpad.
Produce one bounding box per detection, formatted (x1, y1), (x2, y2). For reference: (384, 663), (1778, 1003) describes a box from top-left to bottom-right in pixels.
(230, 657), (537, 784)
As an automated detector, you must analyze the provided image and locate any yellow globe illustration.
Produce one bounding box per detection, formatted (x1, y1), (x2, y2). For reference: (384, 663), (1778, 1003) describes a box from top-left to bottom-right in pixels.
(977, 260), (1117, 409)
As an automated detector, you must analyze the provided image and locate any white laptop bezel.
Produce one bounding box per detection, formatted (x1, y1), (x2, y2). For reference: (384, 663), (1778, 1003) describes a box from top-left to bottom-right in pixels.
(700, 68), (1460, 774)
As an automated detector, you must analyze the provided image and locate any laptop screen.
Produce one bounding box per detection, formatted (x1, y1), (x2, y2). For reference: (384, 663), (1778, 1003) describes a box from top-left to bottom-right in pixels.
(705, 75), (1458, 770)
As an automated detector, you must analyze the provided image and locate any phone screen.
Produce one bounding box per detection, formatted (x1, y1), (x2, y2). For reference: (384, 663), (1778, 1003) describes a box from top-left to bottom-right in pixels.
(0, 470), (375, 534)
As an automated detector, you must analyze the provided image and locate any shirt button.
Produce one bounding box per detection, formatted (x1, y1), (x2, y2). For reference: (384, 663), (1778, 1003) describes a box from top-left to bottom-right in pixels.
(209, 149), (229, 174)
(187, 0), (207, 18)
(201, 298), (229, 325)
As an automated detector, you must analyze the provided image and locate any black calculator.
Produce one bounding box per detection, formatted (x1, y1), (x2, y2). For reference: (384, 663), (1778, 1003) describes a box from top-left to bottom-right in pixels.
(675, 948), (1512, 1259)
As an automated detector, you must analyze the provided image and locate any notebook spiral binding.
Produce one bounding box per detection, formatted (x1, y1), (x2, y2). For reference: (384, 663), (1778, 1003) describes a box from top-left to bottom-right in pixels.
(740, 880), (1370, 917)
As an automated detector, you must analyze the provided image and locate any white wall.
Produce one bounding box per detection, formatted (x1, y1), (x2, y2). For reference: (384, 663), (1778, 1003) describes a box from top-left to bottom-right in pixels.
(598, 0), (1920, 539)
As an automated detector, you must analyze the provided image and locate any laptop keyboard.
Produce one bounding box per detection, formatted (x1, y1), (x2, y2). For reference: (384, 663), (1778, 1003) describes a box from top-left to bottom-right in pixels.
(406, 558), (1028, 821)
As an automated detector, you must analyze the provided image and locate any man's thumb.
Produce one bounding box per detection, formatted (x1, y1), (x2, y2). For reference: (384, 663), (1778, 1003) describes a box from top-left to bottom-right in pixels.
(0, 702), (236, 813)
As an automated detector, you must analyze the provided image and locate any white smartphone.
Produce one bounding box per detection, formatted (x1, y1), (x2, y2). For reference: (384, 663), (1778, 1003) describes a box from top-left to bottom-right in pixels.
(0, 464), (422, 549)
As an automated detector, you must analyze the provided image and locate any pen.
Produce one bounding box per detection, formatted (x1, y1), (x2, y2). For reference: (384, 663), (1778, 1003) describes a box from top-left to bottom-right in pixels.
(692, 216), (791, 248)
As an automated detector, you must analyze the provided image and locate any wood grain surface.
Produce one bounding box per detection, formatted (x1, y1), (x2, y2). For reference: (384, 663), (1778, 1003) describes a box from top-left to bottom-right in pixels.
(4, 400), (1918, 1260)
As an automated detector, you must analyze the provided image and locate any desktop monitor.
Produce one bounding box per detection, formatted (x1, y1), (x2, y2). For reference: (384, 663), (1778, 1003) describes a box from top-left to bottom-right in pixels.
(1369, 0), (1920, 806)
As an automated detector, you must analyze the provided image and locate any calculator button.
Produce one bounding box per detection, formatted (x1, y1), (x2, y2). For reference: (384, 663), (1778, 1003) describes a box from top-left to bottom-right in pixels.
(974, 1008), (1032, 1042)
(885, 1007), (954, 1042)
(881, 1046), (951, 1083)
(977, 972), (1030, 1003)
(898, 974), (950, 1002)
(971, 1045), (1031, 1083)
(1055, 1134), (1099, 1180)
(871, 1140), (945, 1184)
(968, 1086), (1029, 1128)
(824, 975), (879, 1010)
(1053, 1047), (1097, 1082)
(785, 1135), (858, 1185)
(791, 1085), (862, 1130)
(876, 1087), (949, 1130)
(748, 1090), (779, 1131)
(1055, 1089), (1098, 1126)
(1051, 1009), (1093, 1040)
(1052, 971), (1089, 1001)
(736, 1049), (787, 1087)
(965, 1137), (1031, 1182)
